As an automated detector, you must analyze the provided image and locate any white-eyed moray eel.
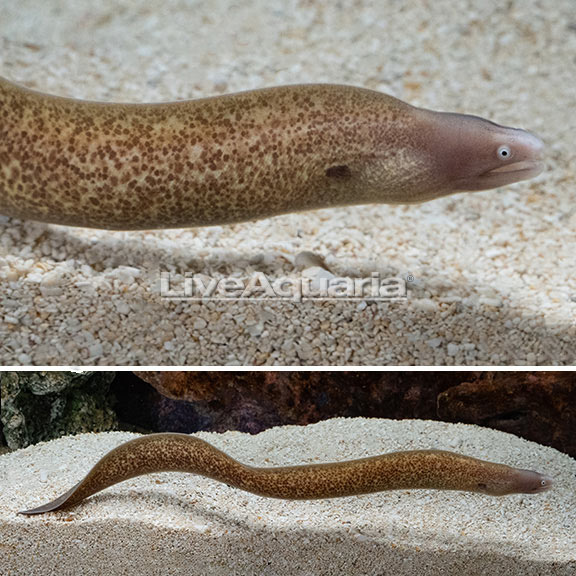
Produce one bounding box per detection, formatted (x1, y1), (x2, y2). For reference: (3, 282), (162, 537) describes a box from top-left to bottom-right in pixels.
(0, 76), (544, 230)
(20, 434), (553, 514)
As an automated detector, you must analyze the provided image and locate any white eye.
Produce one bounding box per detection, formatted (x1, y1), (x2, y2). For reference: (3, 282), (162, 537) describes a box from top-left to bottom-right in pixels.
(497, 145), (512, 160)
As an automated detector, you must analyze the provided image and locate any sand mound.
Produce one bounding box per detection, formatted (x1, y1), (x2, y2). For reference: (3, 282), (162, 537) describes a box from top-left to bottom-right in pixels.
(1, 418), (574, 575)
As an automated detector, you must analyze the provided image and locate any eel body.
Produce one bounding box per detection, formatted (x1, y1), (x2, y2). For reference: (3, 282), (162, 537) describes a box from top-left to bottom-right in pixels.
(19, 434), (553, 515)
(0, 76), (544, 230)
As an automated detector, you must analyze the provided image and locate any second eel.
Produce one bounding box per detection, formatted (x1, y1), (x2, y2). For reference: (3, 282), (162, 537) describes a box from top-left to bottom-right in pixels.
(0, 77), (544, 230)
(20, 433), (553, 514)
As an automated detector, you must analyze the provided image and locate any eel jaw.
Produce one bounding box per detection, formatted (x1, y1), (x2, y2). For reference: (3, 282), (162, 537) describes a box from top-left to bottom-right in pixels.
(481, 158), (545, 183)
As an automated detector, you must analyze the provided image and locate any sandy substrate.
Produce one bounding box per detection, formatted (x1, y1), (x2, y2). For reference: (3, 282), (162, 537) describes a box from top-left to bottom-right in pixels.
(0, 0), (574, 366)
(1, 418), (574, 575)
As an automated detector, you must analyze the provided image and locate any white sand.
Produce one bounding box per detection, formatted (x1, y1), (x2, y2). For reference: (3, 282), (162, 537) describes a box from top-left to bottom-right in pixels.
(0, 0), (575, 366)
(1, 418), (574, 575)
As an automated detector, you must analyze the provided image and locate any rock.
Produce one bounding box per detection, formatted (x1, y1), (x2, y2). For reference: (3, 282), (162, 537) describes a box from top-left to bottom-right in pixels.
(293, 251), (331, 272)
(0, 371), (117, 449)
(127, 371), (477, 434)
(438, 371), (576, 457)
(133, 371), (221, 402)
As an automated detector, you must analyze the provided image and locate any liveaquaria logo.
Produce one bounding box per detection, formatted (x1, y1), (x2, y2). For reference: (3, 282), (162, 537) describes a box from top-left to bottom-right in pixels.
(160, 271), (407, 302)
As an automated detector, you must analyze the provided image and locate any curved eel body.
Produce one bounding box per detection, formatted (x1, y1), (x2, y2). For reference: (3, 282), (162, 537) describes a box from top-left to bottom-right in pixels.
(19, 434), (553, 514)
(0, 76), (544, 230)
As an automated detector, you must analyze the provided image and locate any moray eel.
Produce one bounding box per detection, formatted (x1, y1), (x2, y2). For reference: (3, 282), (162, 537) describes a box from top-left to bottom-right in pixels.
(19, 434), (553, 514)
(0, 76), (544, 230)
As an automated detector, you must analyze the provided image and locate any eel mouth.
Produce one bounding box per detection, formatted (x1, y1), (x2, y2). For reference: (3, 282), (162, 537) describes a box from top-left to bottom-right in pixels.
(478, 159), (545, 187)
(483, 159), (545, 178)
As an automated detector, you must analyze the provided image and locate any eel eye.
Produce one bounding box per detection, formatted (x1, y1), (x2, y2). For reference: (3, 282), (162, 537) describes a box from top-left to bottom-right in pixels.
(497, 145), (512, 160)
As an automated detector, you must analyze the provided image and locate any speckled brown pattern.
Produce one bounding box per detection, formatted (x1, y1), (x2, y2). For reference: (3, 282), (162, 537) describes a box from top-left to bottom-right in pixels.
(0, 77), (544, 230)
(19, 433), (553, 514)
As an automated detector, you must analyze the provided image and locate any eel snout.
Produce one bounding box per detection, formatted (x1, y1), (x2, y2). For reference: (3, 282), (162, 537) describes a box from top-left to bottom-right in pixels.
(481, 129), (545, 183)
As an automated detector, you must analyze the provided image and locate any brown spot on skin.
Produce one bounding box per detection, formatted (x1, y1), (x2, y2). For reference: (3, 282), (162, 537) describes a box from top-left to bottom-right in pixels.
(326, 165), (352, 180)
(17, 434), (553, 515)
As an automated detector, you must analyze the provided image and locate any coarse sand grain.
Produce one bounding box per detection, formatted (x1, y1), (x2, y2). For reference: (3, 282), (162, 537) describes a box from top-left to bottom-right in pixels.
(1, 418), (574, 575)
(0, 0), (575, 366)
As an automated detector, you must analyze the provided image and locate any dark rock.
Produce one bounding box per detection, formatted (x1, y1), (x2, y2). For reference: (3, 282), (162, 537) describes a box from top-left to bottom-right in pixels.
(0, 371), (117, 449)
(438, 371), (576, 456)
(129, 371), (473, 434)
